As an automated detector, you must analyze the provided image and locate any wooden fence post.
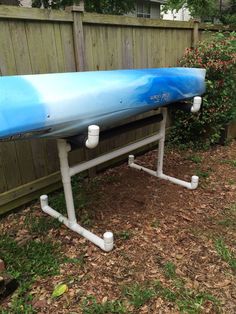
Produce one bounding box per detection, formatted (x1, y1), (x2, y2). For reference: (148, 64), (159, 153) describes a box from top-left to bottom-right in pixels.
(66, 3), (85, 71)
(193, 20), (199, 48)
(66, 3), (97, 177)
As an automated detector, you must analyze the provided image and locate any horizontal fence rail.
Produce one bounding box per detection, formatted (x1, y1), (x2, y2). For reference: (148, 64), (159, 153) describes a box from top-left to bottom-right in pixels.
(0, 5), (235, 214)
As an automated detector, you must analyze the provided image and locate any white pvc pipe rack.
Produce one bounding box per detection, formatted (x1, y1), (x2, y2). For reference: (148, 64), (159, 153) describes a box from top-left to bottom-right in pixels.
(40, 97), (201, 251)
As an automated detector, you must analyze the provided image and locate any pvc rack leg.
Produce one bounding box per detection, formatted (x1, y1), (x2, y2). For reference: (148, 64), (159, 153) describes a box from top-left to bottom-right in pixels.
(128, 108), (199, 190)
(40, 139), (114, 252)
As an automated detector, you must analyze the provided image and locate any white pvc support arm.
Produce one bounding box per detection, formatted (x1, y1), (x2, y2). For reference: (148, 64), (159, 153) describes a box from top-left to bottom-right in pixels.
(40, 138), (113, 252)
(128, 107), (199, 190)
(191, 96), (202, 113)
(40, 195), (113, 252)
(85, 125), (100, 149)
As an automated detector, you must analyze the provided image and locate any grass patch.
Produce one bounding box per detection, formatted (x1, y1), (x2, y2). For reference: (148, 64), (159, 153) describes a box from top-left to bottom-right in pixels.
(151, 219), (160, 229)
(119, 259), (220, 313)
(153, 281), (177, 302)
(154, 281), (219, 314)
(0, 235), (62, 281)
(227, 179), (236, 185)
(123, 283), (155, 309)
(24, 214), (61, 235)
(156, 261), (220, 313)
(63, 254), (86, 267)
(176, 291), (219, 314)
(116, 230), (132, 240)
(218, 203), (236, 229)
(49, 176), (84, 214)
(225, 203), (236, 212)
(187, 155), (203, 164)
(0, 282), (37, 314)
(215, 238), (236, 273)
(47, 175), (94, 227)
(220, 159), (236, 167)
(163, 261), (177, 279)
(122, 279), (220, 313)
(0, 235), (66, 313)
(217, 218), (236, 228)
(81, 295), (126, 314)
(195, 169), (210, 179)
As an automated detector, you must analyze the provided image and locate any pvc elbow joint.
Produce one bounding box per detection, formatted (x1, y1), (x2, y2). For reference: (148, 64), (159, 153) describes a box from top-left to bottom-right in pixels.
(85, 125), (100, 149)
(191, 96), (202, 113)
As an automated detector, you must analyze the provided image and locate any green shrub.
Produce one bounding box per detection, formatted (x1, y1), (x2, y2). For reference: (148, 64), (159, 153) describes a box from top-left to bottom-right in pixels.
(170, 31), (236, 147)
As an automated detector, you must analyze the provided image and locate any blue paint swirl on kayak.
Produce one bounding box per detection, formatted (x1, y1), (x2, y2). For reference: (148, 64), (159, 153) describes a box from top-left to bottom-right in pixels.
(0, 68), (206, 141)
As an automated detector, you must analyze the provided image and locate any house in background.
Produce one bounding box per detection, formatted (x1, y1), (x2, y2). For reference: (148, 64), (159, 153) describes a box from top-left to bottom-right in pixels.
(0, 0), (167, 17)
(128, 0), (167, 19)
(162, 6), (191, 21)
(128, 0), (191, 21)
(161, 0), (233, 22)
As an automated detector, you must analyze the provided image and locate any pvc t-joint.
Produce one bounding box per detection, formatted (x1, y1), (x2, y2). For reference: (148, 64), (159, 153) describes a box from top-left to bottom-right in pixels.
(191, 96), (202, 113)
(85, 125), (100, 149)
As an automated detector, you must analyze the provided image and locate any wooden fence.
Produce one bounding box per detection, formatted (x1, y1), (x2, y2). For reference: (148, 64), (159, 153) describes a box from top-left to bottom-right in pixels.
(0, 5), (235, 214)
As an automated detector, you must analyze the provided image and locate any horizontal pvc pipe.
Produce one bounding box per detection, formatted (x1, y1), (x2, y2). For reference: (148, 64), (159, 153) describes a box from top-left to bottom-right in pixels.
(129, 159), (199, 190)
(129, 159), (157, 176)
(40, 195), (113, 252)
(158, 174), (199, 189)
(70, 132), (162, 177)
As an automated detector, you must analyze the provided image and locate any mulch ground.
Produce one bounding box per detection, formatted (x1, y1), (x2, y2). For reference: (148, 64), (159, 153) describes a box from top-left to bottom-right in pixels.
(0, 140), (236, 313)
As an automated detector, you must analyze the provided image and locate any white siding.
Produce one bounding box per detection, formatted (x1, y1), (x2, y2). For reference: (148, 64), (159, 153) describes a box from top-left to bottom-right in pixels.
(162, 6), (191, 21)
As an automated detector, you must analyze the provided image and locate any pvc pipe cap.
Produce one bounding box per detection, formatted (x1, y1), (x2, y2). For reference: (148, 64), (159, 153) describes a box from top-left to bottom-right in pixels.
(40, 195), (48, 201)
(103, 231), (113, 243)
(88, 125), (100, 135)
(192, 175), (199, 183)
(193, 96), (202, 105)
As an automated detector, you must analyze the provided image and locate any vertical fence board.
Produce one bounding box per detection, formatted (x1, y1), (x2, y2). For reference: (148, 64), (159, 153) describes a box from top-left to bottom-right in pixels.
(122, 27), (133, 69)
(53, 23), (66, 72)
(60, 23), (76, 72)
(8, 21), (32, 74)
(30, 139), (48, 179)
(96, 26), (107, 71)
(0, 145), (8, 193)
(1, 142), (22, 190)
(40, 22), (60, 73)
(0, 21), (17, 75)
(73, 12), (85, 71)
(44, 140), (59, 174)
(25, 22), (48, 74)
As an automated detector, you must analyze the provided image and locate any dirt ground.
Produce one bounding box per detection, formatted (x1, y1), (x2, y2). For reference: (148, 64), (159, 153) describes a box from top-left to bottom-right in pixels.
(1, 140), (236, 313)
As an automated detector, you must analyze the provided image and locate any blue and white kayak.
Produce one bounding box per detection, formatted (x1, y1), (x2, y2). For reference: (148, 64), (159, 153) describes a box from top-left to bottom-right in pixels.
(0, 68), (206, 141)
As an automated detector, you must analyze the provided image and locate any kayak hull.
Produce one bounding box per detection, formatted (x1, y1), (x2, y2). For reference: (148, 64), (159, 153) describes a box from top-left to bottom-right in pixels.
(0, 68), (206, 141)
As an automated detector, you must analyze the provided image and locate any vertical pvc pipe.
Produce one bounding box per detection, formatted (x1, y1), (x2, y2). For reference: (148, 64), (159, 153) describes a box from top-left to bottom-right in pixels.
(157, 108), (167, 176)
(57, 139), (77, 225)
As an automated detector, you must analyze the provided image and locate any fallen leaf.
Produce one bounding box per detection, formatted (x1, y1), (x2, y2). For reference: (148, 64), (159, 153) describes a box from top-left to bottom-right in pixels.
(214, 280), (231, 288)
(52, 283), (68, 298)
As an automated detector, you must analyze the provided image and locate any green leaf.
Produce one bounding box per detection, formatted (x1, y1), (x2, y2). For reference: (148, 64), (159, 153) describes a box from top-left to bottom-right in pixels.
(52, 283), (68, 298)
